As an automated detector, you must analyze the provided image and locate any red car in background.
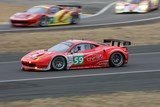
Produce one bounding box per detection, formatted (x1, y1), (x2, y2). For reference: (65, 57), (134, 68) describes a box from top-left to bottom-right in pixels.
(21, 39), (131, 71)
(10, 5), (81, 27)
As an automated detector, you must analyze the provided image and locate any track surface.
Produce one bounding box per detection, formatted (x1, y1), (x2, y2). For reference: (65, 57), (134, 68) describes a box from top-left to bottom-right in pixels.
(1, 0), (160, 32)
(0, 45), (160, 101)
(0, 0), (160, 101)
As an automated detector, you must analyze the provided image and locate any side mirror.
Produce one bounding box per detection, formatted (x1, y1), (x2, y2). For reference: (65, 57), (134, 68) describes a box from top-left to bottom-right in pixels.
(70, 52), (74, 54)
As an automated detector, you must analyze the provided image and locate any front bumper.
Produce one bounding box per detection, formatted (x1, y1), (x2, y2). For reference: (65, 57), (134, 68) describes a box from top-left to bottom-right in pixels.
(21, 60), (51, 71)
(10, 18), (39, 27)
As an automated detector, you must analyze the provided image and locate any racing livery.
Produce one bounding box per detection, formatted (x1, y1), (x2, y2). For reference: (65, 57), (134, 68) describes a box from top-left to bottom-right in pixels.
(10, 5), (81, 27)
(21, 39), (131, 71)
(115, 0), (159, 13)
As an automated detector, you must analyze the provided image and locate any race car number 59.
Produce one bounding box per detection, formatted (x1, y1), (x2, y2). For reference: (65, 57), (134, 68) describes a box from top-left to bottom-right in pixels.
(73, 55), (84, 65)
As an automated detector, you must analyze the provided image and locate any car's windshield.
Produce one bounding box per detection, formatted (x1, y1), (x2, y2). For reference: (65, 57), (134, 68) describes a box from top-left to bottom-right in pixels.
(50, 7), (60, 14)
(48, 42), (73, 52)
(27, 7), (48, 14)
(123, 0), (141, 3)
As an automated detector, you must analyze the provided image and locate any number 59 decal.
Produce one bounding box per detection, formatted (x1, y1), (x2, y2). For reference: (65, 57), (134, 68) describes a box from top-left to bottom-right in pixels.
(73, 55), (84, 65)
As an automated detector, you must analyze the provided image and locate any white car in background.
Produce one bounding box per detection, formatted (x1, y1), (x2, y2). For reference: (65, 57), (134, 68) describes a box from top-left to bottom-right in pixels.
(115, 0), (159, 13)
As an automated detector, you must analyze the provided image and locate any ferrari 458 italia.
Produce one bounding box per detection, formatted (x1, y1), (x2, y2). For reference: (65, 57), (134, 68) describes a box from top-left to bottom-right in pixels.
(21, 39), (131, 71)
(115, 0), (159, 13)
(10, 5), (81, 27)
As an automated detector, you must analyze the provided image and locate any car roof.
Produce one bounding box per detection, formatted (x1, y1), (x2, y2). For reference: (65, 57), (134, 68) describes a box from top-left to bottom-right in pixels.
(34, 5), (60, 9)
(66, 40), (98, 45)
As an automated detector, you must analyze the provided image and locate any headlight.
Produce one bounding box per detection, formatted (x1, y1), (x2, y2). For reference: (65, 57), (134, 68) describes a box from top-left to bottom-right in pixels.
(116, 5), (125, 10)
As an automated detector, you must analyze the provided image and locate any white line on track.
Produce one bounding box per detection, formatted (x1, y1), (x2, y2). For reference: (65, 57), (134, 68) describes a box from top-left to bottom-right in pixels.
(0, 51), (160, 64)
(130, 51), (160, 56)
(73, 15), (160, 28)
(0, 69), (159, 83)
(0, 61), (19, 64)
(0, 22), (9, 24)
(82, 2), (116, 19)
(2, 15), (160, 32)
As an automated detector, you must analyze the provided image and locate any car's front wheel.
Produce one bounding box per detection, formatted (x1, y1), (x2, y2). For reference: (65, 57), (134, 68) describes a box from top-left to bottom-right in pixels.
(51, 56), (67, 71)
(109, 52), (124, 67)
(39, 16), (48, 27)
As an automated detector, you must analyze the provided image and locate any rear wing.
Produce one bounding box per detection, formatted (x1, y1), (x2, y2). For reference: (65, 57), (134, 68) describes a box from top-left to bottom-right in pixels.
(103, 39), (131, 47)
(58, 5), (82, 12)
(58, 5), (82, 8)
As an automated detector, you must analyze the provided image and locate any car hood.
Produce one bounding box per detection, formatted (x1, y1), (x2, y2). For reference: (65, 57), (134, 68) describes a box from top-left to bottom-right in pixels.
(26, 50), (52, 59)
(11, 12), (39, 19)
(22, 50), (64, 61)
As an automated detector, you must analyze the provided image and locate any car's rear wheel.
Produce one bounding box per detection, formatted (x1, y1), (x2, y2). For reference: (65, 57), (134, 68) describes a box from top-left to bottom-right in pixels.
(71, 15), (80, 24)
(51, 56), (66, 71)
(39, 16), (48, 27)
(109, 52), (124, 67)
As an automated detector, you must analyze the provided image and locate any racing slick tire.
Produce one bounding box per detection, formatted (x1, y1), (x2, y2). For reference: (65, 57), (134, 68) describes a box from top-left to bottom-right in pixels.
(39, 16), (48, 27)
(51, 56), (67, 71)
(71, 14), (80, 24)
(109, 52), (124, 67)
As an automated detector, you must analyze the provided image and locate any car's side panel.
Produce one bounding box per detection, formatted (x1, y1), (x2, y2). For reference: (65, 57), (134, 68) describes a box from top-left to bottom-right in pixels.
(60, 11), (72, 23)
(67, 53), (85, 69)
(83, 47), (109, 68)
(65, 46), (109, 69)
(104, 47), (129, 64)
(47, 10), (72, 25)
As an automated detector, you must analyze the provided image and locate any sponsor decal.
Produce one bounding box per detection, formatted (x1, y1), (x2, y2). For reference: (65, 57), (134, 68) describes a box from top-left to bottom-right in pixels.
(97, 60), (108, 66)
(73, 55), (84, 65)
(66, 54), (84, 69)
(87, 54), (103, 63)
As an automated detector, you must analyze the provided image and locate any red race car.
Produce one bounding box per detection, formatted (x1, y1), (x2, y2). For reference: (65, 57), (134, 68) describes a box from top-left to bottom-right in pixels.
(21, 39), (131, 71)
(10, 5), (81, 27)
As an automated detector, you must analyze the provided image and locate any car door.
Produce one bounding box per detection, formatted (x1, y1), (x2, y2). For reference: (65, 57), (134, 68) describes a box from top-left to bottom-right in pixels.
(67, 43), (108, 69)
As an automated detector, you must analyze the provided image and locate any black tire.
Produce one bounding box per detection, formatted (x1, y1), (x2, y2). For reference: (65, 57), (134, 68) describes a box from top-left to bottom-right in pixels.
(51, 56), (67, 71)
(109, 52), (124, 67)
(71, 15), (80, 24)
(39, 16), (48, 27)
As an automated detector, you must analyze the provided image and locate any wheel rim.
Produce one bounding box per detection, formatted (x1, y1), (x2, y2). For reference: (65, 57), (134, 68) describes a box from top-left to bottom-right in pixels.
(52, 57), (65, 70)
(40, 17), (48, 26)
(111, 53), (123, 66)
(72, 16), (79, 24)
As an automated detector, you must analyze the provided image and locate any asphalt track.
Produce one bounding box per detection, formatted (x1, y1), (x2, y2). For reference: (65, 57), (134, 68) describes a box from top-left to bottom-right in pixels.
(0, 45), (160, 101)
(0, 0), (160, 101)
(1, 0), (160, 32)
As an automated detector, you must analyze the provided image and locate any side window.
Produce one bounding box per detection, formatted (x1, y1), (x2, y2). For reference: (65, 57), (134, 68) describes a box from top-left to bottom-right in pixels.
(71, 44), (85, 53)
(71, 43), (98, 53)
(90, 44), (98, 49)
(50, 7), (60, 14)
